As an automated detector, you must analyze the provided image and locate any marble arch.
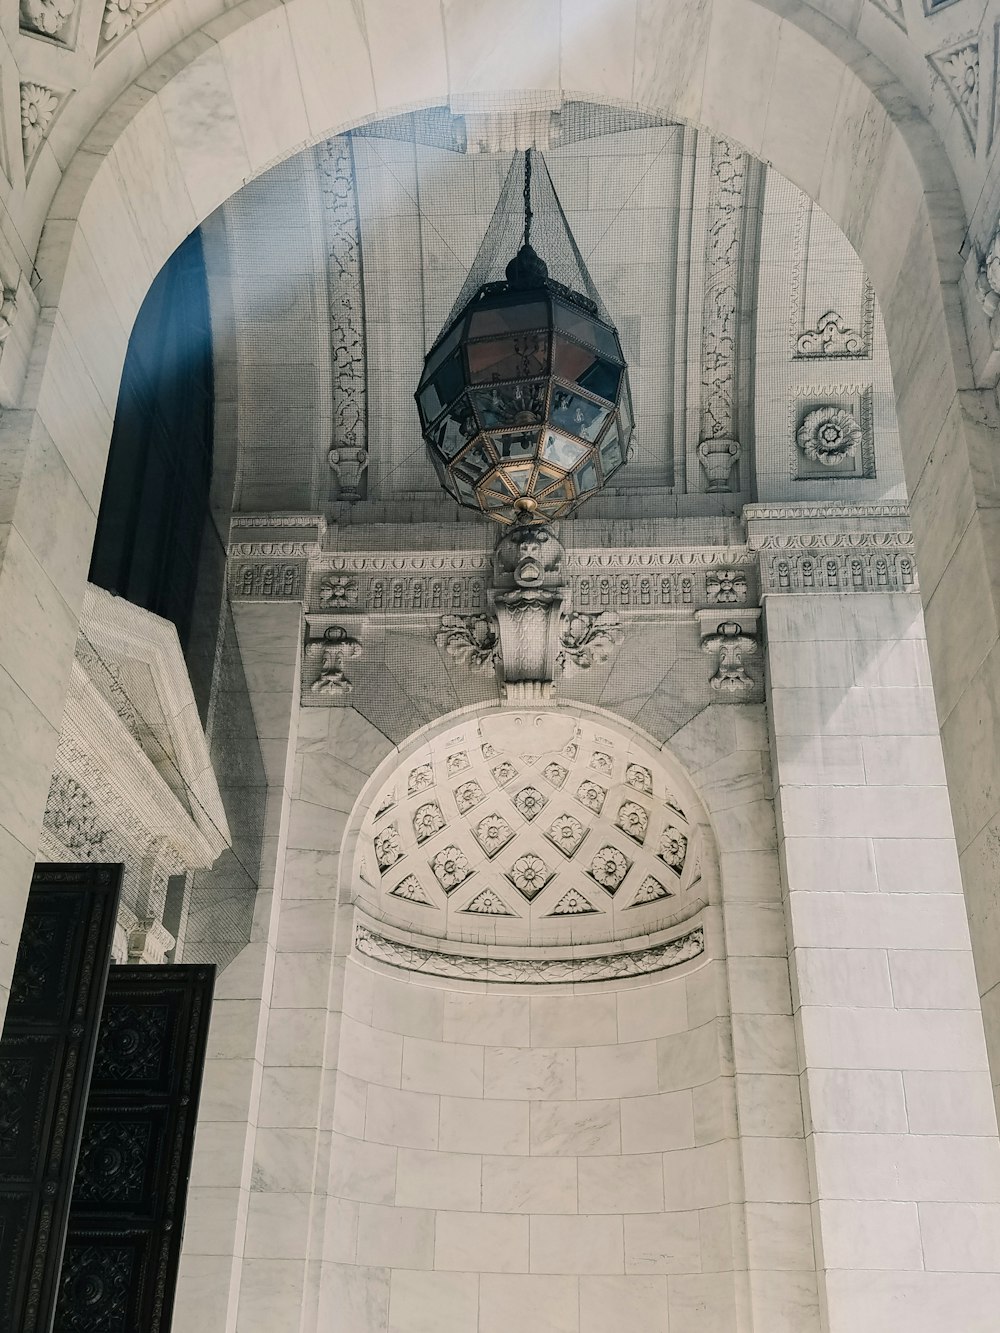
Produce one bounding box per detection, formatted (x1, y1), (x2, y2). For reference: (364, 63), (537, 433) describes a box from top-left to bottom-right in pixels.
(6, 0), (990, 1047)
(3, 2), (1000, 1331)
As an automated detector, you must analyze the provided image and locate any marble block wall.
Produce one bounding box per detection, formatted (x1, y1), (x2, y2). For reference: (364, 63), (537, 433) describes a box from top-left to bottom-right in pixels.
(320, 950), (738, 1333)
(766, 593), (1000, 1333)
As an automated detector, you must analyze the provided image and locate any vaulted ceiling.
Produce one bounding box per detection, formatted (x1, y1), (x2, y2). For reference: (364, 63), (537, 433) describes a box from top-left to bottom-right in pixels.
(201, 100), (906, 523)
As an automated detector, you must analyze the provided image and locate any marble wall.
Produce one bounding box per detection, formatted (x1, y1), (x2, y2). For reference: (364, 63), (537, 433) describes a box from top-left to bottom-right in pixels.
(321, 950), (736, 1333)
(766, 592), (1000, 1333)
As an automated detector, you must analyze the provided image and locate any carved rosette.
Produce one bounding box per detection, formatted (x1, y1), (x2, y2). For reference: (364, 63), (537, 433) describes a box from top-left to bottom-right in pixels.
(20, 83), (59, 160)
(796, 407), (862, 467)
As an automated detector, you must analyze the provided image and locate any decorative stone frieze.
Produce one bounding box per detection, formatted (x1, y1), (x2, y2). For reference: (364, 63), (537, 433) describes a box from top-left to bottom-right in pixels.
(354, 919), (705, 983)
(231, 558), (306, 600)
(706, 568), (748, 605)
(745, 502), (917, 594)
(696, 610), (760, 694)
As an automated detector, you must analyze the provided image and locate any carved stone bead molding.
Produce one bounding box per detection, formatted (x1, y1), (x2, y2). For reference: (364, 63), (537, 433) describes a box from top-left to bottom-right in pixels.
(20, 83), (59, 160)
(19, 0), (76, 41)
(795, 310), (867, 358)
(928, 39), (980, 147)
(354, 920), (705, 984)
(696, 610), (760, 694)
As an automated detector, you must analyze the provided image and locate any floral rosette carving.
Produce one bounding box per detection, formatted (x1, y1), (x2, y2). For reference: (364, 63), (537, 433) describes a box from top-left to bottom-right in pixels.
(103, 0), (153, 42)
(20, 84), (58, 158)
(319, 574), (358, 608)
(796, 406), (861, 468)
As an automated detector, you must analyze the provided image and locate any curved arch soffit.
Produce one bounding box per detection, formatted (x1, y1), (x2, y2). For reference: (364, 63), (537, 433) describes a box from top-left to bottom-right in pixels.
(31, 0), (967, 512)
(337, 702), (731, 944)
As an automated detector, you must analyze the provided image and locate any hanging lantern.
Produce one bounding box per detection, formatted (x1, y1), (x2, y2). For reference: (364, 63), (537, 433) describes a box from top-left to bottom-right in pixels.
(416, 151), (634, 525)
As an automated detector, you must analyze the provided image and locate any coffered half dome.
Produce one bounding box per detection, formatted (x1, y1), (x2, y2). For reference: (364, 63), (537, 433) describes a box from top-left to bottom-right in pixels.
(354, 710), (711, 947)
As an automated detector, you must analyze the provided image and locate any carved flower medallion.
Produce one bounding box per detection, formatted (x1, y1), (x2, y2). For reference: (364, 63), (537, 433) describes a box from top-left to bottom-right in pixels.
(587, 845), (631, 893)
(374, 825), (402, 873)
(508, 854), (552, 900)
(796, 407), (862, 467)
(658, 826), (688, 874)
(473, 814), (515, 858)
(413, 802), (445, 844)
(545, 813), (586, 858)
(616, 801), (649, 844)
(431, 846), (471, 892)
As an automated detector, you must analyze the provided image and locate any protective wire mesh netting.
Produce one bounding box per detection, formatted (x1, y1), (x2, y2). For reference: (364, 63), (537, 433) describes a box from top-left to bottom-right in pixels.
(441, 148), (611, 334)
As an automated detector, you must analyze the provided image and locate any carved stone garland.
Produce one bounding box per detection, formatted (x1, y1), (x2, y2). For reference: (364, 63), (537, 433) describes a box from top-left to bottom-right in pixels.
(318, 137), (368, 499)
(696, 137), (749, 494)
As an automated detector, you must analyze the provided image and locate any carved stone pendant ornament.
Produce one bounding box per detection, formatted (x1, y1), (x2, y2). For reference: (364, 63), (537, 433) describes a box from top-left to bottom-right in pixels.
(306, 624), (362, 698)
(697, 610), (760, 695)
(489, 522), (567, 701)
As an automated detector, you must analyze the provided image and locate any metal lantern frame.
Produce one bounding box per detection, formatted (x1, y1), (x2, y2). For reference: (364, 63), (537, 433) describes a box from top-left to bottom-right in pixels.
(416, 151), (634, 525)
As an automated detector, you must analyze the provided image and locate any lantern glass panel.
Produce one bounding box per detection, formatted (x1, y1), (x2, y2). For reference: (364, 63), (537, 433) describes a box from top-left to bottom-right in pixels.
(422, 323), (463, 381)
(599, 420), (623, 475)
(430, 395), (480, 459)
(503, 463), (535, 495)
(550, 386), (611, 442)
(467, 332), (548, 383)
(472, 381), (547, 428)
(536, 470), (574, 503)
(575, 456), (600, 495)
(553, 300), (623, 361)
(418, 350), (465, 426)
(541, 430), (589, 471)
(492, 429), (541, 461)
(468, 301), (548, 338)
(452, 440), (496, 487)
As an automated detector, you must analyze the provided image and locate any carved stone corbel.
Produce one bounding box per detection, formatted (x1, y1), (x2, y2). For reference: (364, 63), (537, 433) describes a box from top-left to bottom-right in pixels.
(696, 609), (761, 695)
(305, 624), (363, 701)
(488, 523), (567, 703)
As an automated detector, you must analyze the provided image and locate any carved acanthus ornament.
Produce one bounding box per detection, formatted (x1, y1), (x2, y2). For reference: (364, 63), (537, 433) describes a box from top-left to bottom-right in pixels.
(977, 228), (1000, 317)
(319, 138), (368, 498)
(20, 0), (75, 38)
(796, 406), (862, 467)
(795, 311), (866, 358)
(436, 614), (498, 671)
(558, 612), (624, 676)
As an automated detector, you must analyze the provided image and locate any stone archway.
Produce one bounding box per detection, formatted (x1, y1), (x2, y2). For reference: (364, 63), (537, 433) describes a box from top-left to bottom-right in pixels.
(2, 4), (999, 1330)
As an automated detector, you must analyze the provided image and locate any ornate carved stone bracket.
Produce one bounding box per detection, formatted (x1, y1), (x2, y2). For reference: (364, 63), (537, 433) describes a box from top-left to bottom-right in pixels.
(488, 523), (567, 702)
(696, 609), (761, 695)
(305, 624), (363, 701)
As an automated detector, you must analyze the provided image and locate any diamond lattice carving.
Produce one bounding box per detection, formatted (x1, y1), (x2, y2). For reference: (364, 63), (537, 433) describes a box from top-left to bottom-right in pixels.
(360, 715), (705, 944)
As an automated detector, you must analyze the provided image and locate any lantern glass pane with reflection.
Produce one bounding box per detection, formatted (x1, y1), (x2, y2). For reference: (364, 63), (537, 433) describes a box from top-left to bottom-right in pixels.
(416, 152), (634, 525)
